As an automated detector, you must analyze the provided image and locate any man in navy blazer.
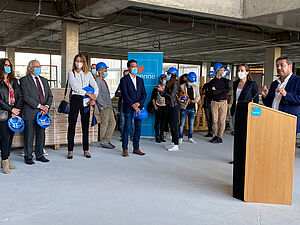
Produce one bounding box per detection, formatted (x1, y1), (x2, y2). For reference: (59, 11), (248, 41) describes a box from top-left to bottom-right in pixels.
(120, 59), (147, 157)
(261, 56), (300, 133)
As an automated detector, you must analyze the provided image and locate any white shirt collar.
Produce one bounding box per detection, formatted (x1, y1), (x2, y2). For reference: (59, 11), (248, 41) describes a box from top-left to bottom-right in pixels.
(276, 72), (292, 84)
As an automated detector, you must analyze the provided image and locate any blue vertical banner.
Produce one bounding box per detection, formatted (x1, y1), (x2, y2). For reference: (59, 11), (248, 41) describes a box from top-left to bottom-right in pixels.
(128, 52), (163, 137)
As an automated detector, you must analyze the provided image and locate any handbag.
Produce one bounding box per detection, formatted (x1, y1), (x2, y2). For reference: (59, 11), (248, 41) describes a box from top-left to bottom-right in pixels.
(58, 80), (70, 114)
(0, 109), (8, 121)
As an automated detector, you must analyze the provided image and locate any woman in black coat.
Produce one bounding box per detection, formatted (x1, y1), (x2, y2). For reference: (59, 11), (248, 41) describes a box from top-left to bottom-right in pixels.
(0, 58), (23, 174)
(230, 64), (259, 117)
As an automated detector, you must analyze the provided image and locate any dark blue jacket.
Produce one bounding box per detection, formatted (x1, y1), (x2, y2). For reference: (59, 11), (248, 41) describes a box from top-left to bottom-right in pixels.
(230, 79), (259, 116)
(120, 75), (147, 114)
(263, 74), (300, 133)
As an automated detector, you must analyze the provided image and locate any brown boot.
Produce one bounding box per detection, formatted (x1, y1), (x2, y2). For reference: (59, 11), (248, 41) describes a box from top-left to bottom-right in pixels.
(8, 157), (17, 169)
(133, 149), (145, 156)
(122, 150), (129, 157)
(2, 159), (10, 174)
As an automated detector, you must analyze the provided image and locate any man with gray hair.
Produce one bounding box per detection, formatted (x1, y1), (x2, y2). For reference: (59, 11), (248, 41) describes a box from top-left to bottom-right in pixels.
(20, 60), (53, 165)
(261, 56), (300, 134)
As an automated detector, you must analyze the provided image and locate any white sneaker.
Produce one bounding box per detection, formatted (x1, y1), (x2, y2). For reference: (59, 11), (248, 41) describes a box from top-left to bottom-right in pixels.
(167, 145), (179, 151)
(179, 138), (183, 144)
(165, 143), (174, 149)
(188, 138), (197, 144)
(20, 151), (25, 156)
(43, 148), (48, 156)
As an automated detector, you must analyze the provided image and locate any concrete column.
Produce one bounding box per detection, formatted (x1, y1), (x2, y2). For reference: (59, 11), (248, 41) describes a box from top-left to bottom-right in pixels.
(264, 47), (281, 87)
(5, 47), (15, 66)
(61, 21), (79, 87)
(201, 62), (211, 83)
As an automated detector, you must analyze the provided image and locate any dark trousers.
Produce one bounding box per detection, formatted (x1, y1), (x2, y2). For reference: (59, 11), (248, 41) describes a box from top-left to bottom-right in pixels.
(122, 112), (142, 150)
(204, 103), (213, 133)
(168, 105), (180, 145)
(0, 120), (14, 160)
(24, 119), (45, 160)
(154, 106), (167, 137)
(68, 95), (90, 151)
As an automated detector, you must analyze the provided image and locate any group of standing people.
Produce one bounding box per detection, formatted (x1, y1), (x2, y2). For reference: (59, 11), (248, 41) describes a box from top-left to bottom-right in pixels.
(151, 67), (200, 151)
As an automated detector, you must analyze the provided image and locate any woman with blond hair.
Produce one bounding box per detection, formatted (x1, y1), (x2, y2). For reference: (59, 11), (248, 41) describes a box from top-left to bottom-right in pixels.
(67, 54), (99, 159)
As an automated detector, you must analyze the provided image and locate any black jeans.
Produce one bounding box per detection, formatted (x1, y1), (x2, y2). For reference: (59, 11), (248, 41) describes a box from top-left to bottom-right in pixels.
(24, 119), (45, 160)
(154, 106), (167, 137)
(168, 105), (180, 145)
(204, 103), (213, 133)
(68, 95), (90, 151)
(0, 120), (14, 160)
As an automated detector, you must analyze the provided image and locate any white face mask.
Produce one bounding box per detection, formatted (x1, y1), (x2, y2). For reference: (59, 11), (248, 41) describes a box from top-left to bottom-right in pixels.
(222, 72), (226, 77)
(75, 62), (83, 69)
(238, 71), (246, 79)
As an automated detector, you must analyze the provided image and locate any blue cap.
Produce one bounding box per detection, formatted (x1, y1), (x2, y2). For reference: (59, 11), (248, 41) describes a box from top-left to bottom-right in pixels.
(8, 116), (25, 132)
(96, 62), (109, 71)
(36, 112), (52, 129)
(166, 67), (178, 77)
(208, 71), (216, 76)
(133, 108), (148, 120)
(225, 68), (230, 74)
(188, 72), (197, 82)
(213, 63), (225, 72)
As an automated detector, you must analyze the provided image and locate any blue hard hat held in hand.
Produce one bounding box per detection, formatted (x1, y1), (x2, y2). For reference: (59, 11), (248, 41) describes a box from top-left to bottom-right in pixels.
(225, 68), (230, 74)
(133, 108), (148, 120)
(96, 62), (109, 71)
(8, 116), (25, 132)
(83, 86), (94, 98)
(166, 67), (178, 77)
(36, 112), (52, 129)
(188, 72), (197, 82)
(213, 63), (225, 72)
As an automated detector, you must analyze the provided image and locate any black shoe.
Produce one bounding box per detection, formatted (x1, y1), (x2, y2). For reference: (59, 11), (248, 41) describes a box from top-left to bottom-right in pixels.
(36, 156), (50, 163)
(231, 131), (234, 136)
(213, 137), (223, 144)
(155, 136), (161, 143)
(25, 158), (35, 165)
(108, 142), (116, 149)
(229, 161), (234, 164)
(205, 132), (213, 137)
(84, 152), (91, 158)
(160, 135), (166, 142)
(67, 155), (73, 159)
(209, 136), (218, 143)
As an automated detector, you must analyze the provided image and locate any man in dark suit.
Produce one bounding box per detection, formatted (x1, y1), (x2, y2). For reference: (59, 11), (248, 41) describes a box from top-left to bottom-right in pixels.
(120, 59), (147, 157)
(261, 56), (300, 133)
(20, 60), (53, 165)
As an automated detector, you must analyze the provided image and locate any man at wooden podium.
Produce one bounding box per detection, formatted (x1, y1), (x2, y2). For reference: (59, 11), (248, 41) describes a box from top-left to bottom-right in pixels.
(261, 56), (300, 133)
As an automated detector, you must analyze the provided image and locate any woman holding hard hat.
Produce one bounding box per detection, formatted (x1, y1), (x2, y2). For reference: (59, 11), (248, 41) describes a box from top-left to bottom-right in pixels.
(67, 54), (98, 159)
(0, 58), (23, 174)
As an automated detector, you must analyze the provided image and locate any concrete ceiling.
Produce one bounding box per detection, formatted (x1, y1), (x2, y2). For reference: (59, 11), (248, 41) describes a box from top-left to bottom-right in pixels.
(0, 0), (299, 67)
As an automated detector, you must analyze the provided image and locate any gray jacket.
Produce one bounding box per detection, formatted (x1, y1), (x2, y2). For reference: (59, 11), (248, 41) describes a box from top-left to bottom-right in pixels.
(95, 77), (111, 108)
(20, 74), (53, 120)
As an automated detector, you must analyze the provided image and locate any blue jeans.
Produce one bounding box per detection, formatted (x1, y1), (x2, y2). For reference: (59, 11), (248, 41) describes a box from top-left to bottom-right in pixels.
(120, 107), (133, 139)
(179, 108), (196, 139)
(122, 112), (142, 150)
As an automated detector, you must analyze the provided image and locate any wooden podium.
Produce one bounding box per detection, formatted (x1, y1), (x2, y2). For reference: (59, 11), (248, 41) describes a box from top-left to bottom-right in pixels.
(233, 102), (297, 205)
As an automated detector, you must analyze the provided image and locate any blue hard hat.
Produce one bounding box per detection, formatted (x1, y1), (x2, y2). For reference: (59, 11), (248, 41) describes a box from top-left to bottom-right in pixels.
(8, 116), (25, 132)
(36, 112), (52, 129)
(83, 86), (94, 99)
(166, 67), (178, 77)
(188, 72), (197, 82)
(208, 71), (216, 76)
(133, 108), (148, 120)
(213, 63), (225, 72)
(159, 74), (166, 79)
(96, 62), (109, 71)
(225, 68), (230, 74)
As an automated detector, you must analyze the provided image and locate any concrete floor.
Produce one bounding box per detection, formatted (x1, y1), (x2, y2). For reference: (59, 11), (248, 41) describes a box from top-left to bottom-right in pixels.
(1, 131), (300, 225)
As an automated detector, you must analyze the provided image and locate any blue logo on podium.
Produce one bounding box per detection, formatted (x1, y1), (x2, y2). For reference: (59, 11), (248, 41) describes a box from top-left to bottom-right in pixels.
(251, 107), (261, 116)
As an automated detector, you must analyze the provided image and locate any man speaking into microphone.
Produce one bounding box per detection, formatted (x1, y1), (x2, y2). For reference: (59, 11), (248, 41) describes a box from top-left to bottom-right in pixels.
(261, 56), (300, 134)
